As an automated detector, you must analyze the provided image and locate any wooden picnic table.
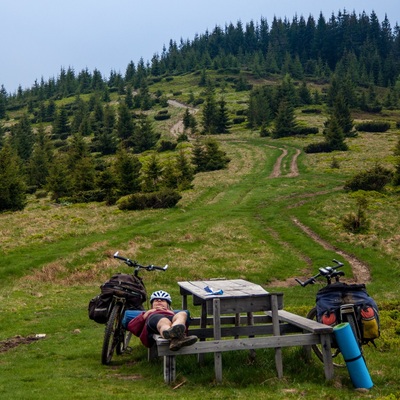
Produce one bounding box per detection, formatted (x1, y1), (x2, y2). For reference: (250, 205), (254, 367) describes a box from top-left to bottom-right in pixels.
(152, 279), (334, 383)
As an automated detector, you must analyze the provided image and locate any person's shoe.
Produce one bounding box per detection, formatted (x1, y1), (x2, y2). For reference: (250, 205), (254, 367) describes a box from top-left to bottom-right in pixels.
(169, 335), (198, 351)
(162, 324), (185, 340)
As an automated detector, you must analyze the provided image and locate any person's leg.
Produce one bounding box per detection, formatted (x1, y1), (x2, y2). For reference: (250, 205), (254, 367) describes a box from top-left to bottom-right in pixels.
(157, 317), (175, 338)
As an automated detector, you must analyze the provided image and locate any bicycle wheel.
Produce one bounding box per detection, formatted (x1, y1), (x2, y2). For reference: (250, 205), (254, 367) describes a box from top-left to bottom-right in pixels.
(306, 307), (346, 368)
(102, 303), (123, 365)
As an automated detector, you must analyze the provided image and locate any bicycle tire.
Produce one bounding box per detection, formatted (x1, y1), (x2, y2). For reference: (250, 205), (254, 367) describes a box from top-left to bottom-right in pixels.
(306, 307), (346, 368)
(101, 303), (123, 365)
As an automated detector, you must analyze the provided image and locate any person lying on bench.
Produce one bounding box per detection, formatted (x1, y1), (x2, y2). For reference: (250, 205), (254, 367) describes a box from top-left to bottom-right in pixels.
(128, 290), (198, 351)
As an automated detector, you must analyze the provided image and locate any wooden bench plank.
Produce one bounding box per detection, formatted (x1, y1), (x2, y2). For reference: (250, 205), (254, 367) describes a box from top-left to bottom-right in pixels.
(265, 310), (333, 334)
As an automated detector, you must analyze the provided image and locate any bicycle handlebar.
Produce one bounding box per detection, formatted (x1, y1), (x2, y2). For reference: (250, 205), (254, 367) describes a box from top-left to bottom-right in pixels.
(113, 251), (168, 272)
(295, 259), (344, 287)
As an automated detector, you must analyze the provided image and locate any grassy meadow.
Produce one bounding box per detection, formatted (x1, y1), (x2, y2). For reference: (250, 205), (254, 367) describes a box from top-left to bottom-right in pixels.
(1, 73), (400, 399)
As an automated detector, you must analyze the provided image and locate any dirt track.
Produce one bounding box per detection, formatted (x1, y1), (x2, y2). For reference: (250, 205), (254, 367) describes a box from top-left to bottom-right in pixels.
(266, 144), (371, 286)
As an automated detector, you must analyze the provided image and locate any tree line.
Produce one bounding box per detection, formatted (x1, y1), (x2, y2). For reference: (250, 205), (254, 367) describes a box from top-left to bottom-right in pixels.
(1, 9), (399, 108)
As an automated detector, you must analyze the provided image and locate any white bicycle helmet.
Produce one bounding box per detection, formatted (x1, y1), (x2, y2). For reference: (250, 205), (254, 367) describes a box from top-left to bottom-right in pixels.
(150, 290), (172, 305)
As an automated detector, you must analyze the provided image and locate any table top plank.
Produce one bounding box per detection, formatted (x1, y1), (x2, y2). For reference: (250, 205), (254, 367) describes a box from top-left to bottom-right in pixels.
(178, 279), (270, 300)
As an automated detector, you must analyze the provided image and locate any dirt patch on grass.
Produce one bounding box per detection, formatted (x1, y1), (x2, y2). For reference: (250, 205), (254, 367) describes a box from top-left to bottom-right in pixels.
(0, 335), (42, 353)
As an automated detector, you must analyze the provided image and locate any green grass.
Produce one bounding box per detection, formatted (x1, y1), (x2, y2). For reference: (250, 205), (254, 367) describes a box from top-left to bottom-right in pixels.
(1, 76), (400, 398)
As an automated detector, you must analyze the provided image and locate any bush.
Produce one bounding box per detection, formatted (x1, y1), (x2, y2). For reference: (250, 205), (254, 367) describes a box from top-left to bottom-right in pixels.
(355, 121), (391, 132)
(304, 141), (332, 153)
(154, 113), (171, 121)
(301, 108), (322, 114)
(117, 189), (182, 210)
(342, 195), (370, 233)
(158, 140), (177, 152)
(232, 116), (246, 124)
(344, 164), (393, 192)
(294, 126), (319, 135)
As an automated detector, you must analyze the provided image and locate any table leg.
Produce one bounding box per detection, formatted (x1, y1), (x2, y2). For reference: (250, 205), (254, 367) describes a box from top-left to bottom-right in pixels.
(213, 298), (222, 383)
(271, 294), (283, 378)
(247, 312), (256, 361)
(197, 302), (207, 364)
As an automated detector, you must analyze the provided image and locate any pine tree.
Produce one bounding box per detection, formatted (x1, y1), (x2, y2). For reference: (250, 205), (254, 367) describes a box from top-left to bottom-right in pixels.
(332, 91), (353, 135)
(183, 108), (192, 130)
(132, 114), (159, 153)
(191, 139), (208, 172)
(272, 100), (297, 138)
(67, 133), (96, 193)
(202, 85), (217, 134)
(27, 124), (53, 189)
(203, 138), (230, 171)
(10, 113), (35, 161)
(117, 103), (135, 145)
(141, 153), (163, 192)
(113, 147), (142, 195)
(324, 115), (348, 151)
(215, 97), (230, 134)
(0, 141), (27, 211)
(52, 106), (70, 139)
(175, 149), (194, 190)
(46, 154), (72, 201)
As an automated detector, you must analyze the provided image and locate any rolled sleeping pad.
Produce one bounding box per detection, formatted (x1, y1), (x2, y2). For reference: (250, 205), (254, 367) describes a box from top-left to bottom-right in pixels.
(333, 322), (373, 389)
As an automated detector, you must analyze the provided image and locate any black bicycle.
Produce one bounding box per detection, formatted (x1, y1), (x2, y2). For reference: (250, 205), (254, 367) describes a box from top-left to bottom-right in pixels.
(101, 251), (168, 365)
(295, 259), (375, 367)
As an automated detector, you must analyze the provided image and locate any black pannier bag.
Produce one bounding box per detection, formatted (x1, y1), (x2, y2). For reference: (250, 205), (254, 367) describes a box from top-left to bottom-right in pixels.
(316, 282), (380, 344)
(88, 273), (146, 324)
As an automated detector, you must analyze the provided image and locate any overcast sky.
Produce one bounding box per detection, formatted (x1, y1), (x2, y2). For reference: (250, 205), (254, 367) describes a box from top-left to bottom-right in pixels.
(1, 0), (398, 93)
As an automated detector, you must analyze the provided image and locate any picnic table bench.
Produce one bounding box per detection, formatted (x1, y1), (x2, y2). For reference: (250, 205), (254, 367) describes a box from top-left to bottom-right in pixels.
(149, 279), (334, 383)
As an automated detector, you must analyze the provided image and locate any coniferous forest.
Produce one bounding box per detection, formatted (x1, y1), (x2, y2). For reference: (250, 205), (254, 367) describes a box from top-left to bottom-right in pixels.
(1, 10), (400, 212)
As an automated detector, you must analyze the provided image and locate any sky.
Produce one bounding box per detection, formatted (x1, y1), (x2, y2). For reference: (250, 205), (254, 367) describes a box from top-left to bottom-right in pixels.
(1, 0), (399, 94)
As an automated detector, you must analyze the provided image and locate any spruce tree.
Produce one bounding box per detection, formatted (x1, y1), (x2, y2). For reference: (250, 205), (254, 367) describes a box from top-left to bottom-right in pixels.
(202, 85), (217, 134)
(113, 147), (142, 195)
(132, 114), (159, 153)
(175, 149), (194, 190)
(331, 91), (353, 136)
(117, 103), (135, 145)
(27, 124), (53, 189)
(0, 142), (27, 211)
(10, 113), (35, 161)
(141, 153), (163, 192)
(67, 133), (96, 193)
(46, 154), (72, 201)
(215, 97), (230, 134)
(324, 115), (348, 151)
(192, 139), (207, 172)
(52, 106), (70, 139)
(272, 100), (297, 138)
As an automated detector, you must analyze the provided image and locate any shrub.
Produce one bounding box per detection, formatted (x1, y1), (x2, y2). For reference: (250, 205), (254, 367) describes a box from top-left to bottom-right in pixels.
(344, 164), (393, 192)
(301, 108), (322, 114)
(154, 113), (171, 121)
(355, 121), (391, 132)
(232, 116), (246, 124)
(304, 141), (332, 153)
(342, 195), (370, 233)
(158, 140), (177, 152)
(294, 126), (319, 135)
(117, 189), (182, 210)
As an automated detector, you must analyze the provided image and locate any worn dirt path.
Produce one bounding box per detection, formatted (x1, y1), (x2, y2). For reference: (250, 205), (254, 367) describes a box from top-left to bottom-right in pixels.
(268, 146), (300, 178)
